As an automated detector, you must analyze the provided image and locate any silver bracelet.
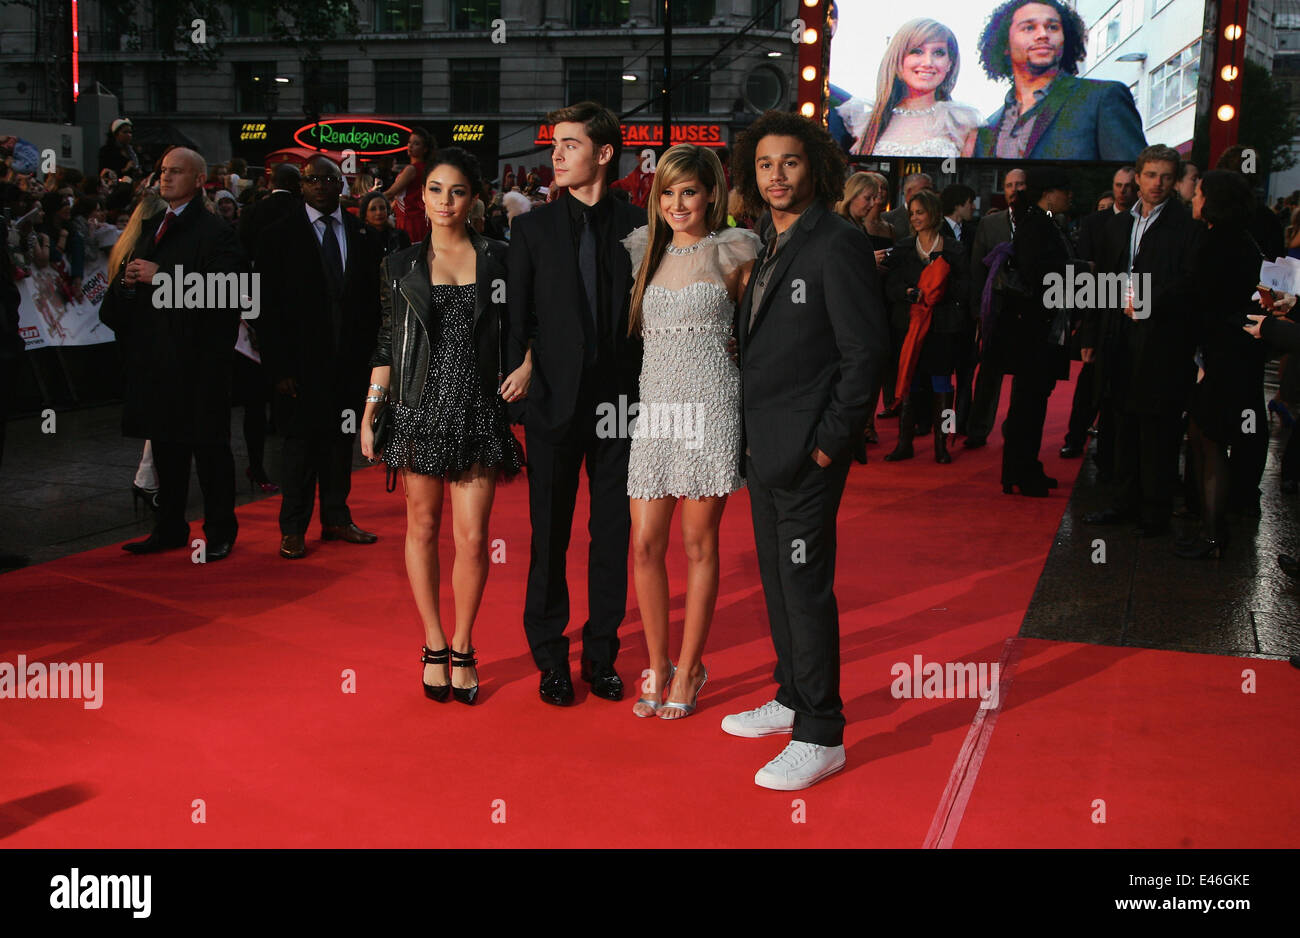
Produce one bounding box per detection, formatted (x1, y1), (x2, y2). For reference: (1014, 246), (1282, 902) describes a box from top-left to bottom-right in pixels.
(365, 396), (385, 403)
(368, 383), (388, 393)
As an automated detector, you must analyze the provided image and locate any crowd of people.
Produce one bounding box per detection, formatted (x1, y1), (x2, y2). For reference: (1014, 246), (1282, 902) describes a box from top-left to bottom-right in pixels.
(3, 97), (1299, 784)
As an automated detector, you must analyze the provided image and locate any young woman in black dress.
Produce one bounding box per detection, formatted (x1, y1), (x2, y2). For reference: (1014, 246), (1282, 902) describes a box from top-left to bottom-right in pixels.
(362, 148), (530, 705)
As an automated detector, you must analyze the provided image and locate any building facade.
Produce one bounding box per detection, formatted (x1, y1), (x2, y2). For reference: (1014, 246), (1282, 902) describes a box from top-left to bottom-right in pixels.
(1, 0), (801, 180)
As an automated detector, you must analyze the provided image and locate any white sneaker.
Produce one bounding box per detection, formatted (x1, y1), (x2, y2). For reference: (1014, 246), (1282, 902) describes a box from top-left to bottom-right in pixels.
(754, 741), (846, 791)
(720, 699), (795, 738)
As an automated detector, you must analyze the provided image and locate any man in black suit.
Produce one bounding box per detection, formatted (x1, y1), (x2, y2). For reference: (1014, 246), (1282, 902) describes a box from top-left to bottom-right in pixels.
(1082, 145), (1201, 536)
(255, 155), (382, 559)
(941, 184), (978, 434)
(720, 112), (887, 790)
(238, 161), (300, 257)
(1060, 166), (1135, 466)
(973, 0), (1146, 161)
(964, 167), (1025, 448)
(506, 102), (647, 706)
(98, 147), (246, 560)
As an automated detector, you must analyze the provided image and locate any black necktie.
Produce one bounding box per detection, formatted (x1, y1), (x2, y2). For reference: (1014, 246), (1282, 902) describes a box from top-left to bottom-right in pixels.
(319, 214), (344, 296)
(578, 206), (598, 366)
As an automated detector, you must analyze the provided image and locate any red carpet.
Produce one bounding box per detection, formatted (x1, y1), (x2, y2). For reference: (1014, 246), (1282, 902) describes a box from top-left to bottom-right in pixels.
(3, 365), (1298, 847)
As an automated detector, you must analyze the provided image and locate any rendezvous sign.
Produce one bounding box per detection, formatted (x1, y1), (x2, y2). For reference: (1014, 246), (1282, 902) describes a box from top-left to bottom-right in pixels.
(293, 118), (412, 155)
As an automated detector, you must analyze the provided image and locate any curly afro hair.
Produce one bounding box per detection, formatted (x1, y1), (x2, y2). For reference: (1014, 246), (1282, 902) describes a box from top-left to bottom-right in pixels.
(977, 0), (1088, 82)
(731, 111), (847, 220)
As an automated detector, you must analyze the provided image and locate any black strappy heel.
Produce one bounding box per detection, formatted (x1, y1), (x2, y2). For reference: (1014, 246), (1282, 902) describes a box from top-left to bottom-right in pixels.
(421, 646), (451, 702)
(450, 648), (479, 706)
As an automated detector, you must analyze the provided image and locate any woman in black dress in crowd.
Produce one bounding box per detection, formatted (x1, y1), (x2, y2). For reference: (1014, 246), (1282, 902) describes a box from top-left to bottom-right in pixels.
(1178, 170), (1262, 557)
(995, 167), (1075, 497)
(359, 191), (411, 257)
(361, 148), (530, 705)
(883, 188), (969, 463)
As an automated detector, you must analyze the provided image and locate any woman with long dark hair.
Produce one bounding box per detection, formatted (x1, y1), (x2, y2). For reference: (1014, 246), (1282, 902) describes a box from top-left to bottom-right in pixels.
(359, 191), (411, 257)
(362, 148), (529, 705)
(383, 127), (436, 245)
(1177, 170), (1261, 557)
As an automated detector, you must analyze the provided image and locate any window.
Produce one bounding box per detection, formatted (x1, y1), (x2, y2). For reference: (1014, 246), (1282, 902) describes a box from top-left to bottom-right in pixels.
(652, 0), (714, 25)
(98, 3), (133, 52)
(303, 60), (349, 114)
(235, 62), (277, 113)
(450, 59), (499, 113)
(763, 0), (786, 31)
(231, 5), (270, 36)
(374, 0), (422, 31)
(147, 63), (177, 112)
(649, 57), (711, 114)
(1149, 39), (1200, 120)
(152, 0), (181, 51)
(745, 66), (784, 111)
(566, 58), (623, 110)
(573, 0), (630, 27)
(376, 60), (422, 112)
(452, 0), (501, 30)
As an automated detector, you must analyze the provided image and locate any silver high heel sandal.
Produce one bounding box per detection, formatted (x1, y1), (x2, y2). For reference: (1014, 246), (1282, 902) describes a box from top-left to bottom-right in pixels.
(658, 666), (707, 720)
(633, 663), (676, 718)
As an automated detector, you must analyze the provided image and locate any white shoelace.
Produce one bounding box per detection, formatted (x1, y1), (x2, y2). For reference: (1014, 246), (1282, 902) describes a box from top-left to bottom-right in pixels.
(749, 699), (788, 718)
(769, 741), (814, 769)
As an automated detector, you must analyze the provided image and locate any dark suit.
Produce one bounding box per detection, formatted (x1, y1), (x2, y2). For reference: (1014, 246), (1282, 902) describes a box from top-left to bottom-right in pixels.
(1083, 198), (1201, 527)
(945, 216), (979, 431)
(238, 190), (300, 258)
(883, 204), (912, 243)
(738, 200), (888, 747)
(97, 199), (246, 545)
(966, 210), (1013, 441)
(506, 193), (647, 673)
(974, 74), (1147, 161)
(255, 206), (382, 536)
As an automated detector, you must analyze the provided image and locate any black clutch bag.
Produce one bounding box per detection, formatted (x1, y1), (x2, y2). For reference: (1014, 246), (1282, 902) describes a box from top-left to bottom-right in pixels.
(370, 403), (392, 456)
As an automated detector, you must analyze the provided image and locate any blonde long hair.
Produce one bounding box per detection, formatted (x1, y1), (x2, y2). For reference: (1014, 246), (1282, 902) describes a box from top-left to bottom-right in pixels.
(627, 144), (729, 335)
(107, 192), (168, 283)
(856, 18), (961, 156)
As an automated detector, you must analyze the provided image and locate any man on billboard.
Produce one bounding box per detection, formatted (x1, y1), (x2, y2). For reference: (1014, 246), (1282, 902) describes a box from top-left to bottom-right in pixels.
(973, 0), (1147, 161)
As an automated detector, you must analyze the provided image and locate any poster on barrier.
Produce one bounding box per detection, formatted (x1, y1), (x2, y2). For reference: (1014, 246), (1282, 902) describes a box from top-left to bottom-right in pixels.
(15, 252), (116, 351)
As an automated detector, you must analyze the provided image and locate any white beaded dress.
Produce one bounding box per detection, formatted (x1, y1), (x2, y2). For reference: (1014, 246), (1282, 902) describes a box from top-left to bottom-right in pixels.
(621, 225), (760, 500)
(838, 99), (981, 158)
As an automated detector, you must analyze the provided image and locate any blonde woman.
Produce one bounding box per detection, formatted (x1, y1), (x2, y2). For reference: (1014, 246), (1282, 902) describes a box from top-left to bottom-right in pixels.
(847, 18), (979, 158)
(621, 144), (760, 720)
(106, 192), (167, 510)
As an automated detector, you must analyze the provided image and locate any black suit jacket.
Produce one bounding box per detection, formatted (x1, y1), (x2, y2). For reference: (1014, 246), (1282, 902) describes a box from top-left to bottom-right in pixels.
(254, 205), (382, 436)
(506, 195), (647, 438)
(98, 201), (246, 444)
(738, 201), (889, 489)
(1082, 198), (1202, 413)
(974, 75), (1147, 162)
(239, 190), (301, 258)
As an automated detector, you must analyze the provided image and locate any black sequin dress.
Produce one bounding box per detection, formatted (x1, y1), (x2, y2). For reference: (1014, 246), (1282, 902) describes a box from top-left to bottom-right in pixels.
(384, 283), (525, 480)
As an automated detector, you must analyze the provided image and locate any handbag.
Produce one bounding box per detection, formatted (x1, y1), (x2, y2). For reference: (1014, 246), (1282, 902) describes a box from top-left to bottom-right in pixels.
(369, 402), (398, 493)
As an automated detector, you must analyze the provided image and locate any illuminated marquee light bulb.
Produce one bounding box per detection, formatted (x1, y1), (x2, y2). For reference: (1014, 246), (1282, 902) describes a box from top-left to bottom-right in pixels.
(1217, 104), (1236, 122)
(802, 66), (817, 82)
(1220, 65), (1238, 81)
(804, 28), (818, 44)
(801, 102), (816, 117)
(1224, 24), (1242, 40)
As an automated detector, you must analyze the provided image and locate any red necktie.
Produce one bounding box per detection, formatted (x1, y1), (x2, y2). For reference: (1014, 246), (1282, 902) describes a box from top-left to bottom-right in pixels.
(153, 211), (177, 244)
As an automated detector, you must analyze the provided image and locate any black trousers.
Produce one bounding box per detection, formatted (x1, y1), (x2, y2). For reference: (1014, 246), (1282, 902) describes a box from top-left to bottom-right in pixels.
(748, 454), (850, 748)
(1064, 360), (1097, 450)
(954, 327), (977, 433)
(279, 430), (355, 535)
(522, 375), (631, 673)
(1112, 405), (1184, 528)
(966, 358), (1004, 440)
(1000, 371), (1056, 485)
(152, 438), (237, 545)
(1229, 397), (1268, 506)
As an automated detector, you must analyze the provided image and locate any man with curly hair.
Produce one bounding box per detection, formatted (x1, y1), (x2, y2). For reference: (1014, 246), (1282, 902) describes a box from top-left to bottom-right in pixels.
(720, 111), (888, 790)
(973, 0), (1147, 161)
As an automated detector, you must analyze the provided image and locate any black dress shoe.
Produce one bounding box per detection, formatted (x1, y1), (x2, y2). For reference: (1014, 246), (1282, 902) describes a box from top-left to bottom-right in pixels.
(962, 435), (987, 449)
(1059, 444), (1084, 458)
(205, 540), (234, 562)
(321, 523), (378, 544)
(1082, 508), (1132, 525)
(123, 533), (189, 554)
(539, 668), (574, 706)
(580, 660), (624, 701)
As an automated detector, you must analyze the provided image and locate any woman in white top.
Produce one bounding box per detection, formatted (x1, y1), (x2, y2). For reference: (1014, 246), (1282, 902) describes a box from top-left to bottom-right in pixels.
(845, 18), (980, 158)
(621, 144), (759, 721)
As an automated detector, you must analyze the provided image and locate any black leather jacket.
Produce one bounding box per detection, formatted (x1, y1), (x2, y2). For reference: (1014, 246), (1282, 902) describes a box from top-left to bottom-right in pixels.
(372, 228), (510, 409)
